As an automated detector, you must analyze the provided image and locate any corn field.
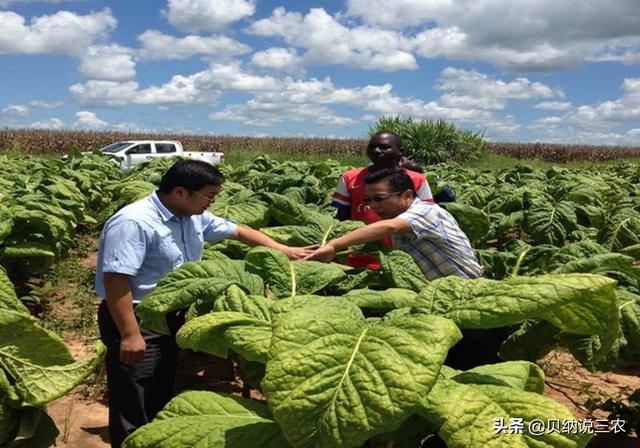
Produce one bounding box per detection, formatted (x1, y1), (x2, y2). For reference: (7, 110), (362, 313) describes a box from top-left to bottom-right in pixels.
(1, 129), (640, 163)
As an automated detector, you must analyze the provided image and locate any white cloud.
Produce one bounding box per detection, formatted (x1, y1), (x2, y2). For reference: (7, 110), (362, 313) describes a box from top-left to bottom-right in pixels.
(163, 0), (255, 33)
(346, 0), (450, 29)
(2, 104), (29, 116)
(69, 80), (139, 107)
(69, 62), (280, 107)
(531, 116), (564, 126)
(436, 67), (563, 100)
(591, 51), (640, 65)
(110, 121), (143, 132)
(348, 0), (640, 71)
(439, 94), (506, 111)
(526, 77), (640, 141)
(73, 111), (107, 130)
(564, 77), (640, 128)
(250, 47), (302, 71)
(535, 101), (573, 111)
(209, 100), (356, 128)
(136, 62), (278, 107)
(29, 117), (64, 129)
(247, 7), (417, 72)
(137, 30), (250, 60)
(29, 100), (63, 109)
(78, 44), (135, 81)
(529, 126), (640, 146)
(197, 62), (279, 91)
(0, 8), (116, 55)
(203, 65), (535, 134)
(136, 74), (216, 106)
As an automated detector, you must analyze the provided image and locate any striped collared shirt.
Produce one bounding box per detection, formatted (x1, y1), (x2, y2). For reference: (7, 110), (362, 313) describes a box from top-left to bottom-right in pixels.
(392, 198), (483, 281)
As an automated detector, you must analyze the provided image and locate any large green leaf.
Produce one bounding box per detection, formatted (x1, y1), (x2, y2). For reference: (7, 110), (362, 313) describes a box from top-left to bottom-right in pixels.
(439, 202), (491, 242)
(261, 220), (363, 247)
(598, 208), (640, 251)
(262, 299), (461, 448)
(260, 192), (328, 227)
(0, 310), (105, 406)
(178, 311), (271, 363)
(0, 243), (56, 260)
(522, 192), (578, 246)
(420, 378), (591, 448)
(0, 206), (12, 242)
(617, 289), (640, 360)
(0, 405), (59, 448)
(213, 284), (271, 320)
(0, 267), (29, 314)
(414, 274), (618, 336)
(499, 317), (623, 372)
(378, 250), (429, 292)
(448, 361), (545, 393)
(209, 192), (270, 229)
(245, 247), (347, 298)
(342, 288), (418, 310)
(9, 206), (71, 242)
(475, 249), (519, 280)
(123, 391), (289, 448)
(178, 286), (273, 363)
(136, 258), (264, 334)
(552, 253), (640, 294)
(621, 243), (640, 260)
(0, 401), (19, 444)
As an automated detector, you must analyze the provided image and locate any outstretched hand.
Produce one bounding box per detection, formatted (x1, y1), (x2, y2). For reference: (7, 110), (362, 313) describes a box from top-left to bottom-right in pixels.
(304, 244), (337, 262)
(283, 244), (319, 260)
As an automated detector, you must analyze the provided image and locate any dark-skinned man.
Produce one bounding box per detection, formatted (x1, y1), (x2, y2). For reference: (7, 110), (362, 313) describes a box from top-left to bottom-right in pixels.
(331, 131), (433, 269)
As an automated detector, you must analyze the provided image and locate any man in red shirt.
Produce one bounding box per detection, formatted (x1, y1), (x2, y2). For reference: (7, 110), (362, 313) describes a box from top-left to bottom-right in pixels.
(332, 131), (433, 268)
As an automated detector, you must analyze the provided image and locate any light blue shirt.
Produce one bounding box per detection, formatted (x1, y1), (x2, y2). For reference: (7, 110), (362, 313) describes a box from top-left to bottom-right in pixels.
(96, 192), (237, 303)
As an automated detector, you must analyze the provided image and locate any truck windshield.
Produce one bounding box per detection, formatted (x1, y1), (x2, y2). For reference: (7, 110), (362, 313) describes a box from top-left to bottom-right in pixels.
(99, 142), (132, 153)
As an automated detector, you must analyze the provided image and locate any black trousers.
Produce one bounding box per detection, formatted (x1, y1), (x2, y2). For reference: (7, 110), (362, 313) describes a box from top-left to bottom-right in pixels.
(97, 301), (182, 448)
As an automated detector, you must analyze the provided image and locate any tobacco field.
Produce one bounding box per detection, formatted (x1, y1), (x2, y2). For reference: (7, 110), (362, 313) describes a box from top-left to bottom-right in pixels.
(1, 150), (639, 447)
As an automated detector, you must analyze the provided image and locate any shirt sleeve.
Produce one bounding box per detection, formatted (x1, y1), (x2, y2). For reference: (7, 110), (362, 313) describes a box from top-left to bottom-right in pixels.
(414, 175), (434, 202)
(101, 220), (148, 275)
(202, 211), (238, 243)
(396, 203), (441, 241)
(331, 174), (351, 208)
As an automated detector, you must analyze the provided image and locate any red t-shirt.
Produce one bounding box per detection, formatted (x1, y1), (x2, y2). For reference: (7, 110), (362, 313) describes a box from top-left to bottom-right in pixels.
(332, 167), (433, 269)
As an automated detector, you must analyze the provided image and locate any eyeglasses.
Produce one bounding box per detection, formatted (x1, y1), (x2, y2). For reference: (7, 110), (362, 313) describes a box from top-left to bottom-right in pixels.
(189, 189), (218, 203)
(362, 191), (402, 205)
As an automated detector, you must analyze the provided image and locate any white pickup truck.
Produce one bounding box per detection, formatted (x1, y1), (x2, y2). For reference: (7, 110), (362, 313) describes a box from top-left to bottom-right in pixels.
(96, 140), (224, 172)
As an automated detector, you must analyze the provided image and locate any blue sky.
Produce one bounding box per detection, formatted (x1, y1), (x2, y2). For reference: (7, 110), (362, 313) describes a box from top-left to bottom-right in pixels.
(1, 0), (639, 144)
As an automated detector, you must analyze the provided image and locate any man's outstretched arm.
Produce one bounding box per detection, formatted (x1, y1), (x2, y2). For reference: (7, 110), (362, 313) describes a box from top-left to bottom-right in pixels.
(229, 225), (317, 260)
(305, 218), (411, 262)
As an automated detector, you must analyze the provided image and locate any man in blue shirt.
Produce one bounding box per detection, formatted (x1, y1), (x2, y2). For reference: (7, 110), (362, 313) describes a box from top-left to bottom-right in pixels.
(96, 160), (313, 447)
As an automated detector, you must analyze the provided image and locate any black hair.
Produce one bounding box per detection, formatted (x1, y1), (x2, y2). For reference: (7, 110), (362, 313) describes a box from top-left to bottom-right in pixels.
(369, 131), (403, 149)
(364, 168), (416, 196)
(158, 160), (225, 193)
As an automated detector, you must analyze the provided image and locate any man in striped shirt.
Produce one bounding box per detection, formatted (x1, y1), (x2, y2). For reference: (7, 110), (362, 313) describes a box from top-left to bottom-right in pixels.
(331, 131), (433, 269)
(309, 168), (483, 280)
